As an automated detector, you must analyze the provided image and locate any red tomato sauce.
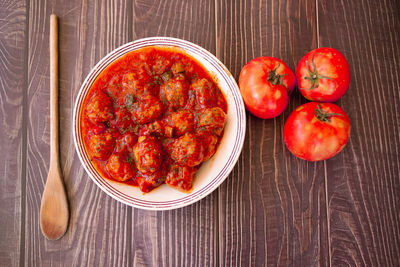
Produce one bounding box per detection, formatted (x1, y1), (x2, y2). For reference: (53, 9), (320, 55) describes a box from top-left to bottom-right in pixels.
(80, 46), (227, 193)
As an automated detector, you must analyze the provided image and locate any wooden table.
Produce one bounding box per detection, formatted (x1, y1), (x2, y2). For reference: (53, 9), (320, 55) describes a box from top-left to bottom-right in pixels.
(1, 0), (399, 266)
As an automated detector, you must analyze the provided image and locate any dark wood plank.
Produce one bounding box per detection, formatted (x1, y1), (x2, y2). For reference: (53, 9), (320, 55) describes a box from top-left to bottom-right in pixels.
(215, 0), (329, 266)
(0, 0), (27, 266)
(130, 0), (219, 266)
(317, 0), (400, 266)
(25, 1), (133, 266)
(18, 0), (400, 265)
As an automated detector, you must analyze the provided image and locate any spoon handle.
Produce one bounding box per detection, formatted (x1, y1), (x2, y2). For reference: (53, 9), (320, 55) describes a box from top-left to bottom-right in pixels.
(50, 14), (59, 164)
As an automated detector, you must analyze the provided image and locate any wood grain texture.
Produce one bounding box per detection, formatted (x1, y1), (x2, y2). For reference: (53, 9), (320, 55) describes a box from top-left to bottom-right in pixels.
(0, 0), (26, 266)
(317, 0), (400, 266)
(215, 0), (329, 266)
(131, 1), (219, 266)
(26, 0), (133, 266)
(1, 0), (399, 265)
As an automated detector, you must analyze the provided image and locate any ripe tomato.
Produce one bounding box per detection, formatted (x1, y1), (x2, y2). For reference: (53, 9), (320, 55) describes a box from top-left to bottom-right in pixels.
(296, 47), (350, 102)
(283, 102), (350, 161)
(239, 57), (296, 119)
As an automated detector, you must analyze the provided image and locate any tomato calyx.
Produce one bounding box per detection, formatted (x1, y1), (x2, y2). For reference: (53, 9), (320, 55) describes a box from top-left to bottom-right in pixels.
(314, 104), (343, 123)
(267, 63), (288, 90)
(301, 54), (336, 90)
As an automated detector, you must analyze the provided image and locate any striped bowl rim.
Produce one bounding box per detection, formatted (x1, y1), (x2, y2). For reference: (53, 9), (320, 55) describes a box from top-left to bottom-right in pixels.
(73, 37), (246, 210)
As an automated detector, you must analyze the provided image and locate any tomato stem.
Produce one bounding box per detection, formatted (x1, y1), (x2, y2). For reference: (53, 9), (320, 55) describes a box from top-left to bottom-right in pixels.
(267, 63), (288, 90)
(314, 104), (343, 123)
(300, 54), (337, 90)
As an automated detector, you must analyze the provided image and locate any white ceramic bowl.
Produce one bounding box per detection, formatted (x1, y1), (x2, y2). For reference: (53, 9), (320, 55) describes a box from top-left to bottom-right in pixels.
(73, 37), (246, 210)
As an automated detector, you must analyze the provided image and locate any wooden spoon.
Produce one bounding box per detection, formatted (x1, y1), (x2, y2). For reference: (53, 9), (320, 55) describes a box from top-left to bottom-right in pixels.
(40, 14), (69, 240)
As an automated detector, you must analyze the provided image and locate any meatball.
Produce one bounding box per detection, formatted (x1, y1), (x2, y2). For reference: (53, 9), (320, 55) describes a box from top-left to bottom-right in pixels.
(104, 75), (123, 100)
(115, 132), (138, 153)
(197, 133), (218, 162)
(161, 137), (175, 158)
(121, 71), (151, 97)
(114, 107), (134, 133)
(161, 77), (188, 108)
(171, 59), (194, 75)
(165, 110), (195, 136)
(139, 120), (164, 136)
(106, 152), (135, 182)
(130, 95), (163, 124)
(88, 132), (116, 161)
(171, 133), (204, 167)
(198, 107), (226, 136)
(152, 57), (172, 75)
(171, 62), (185, 75)
(136, 168), (167, 193)
(85, 91), (114, 124)
(191, 78), (216, 108)
(92, 123), (106, 135)
(166, 165), (196, 191)
(133, 136), (163, 174)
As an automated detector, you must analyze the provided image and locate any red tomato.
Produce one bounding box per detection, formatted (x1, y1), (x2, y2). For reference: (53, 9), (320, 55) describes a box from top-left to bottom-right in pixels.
(239, 57), (296, 119)
(283, 102), (350, 161)
(296, 47), (350, 102)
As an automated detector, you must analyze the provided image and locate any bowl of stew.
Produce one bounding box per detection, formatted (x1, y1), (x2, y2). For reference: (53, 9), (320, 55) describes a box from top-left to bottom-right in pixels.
(73, 37), (246, 210)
